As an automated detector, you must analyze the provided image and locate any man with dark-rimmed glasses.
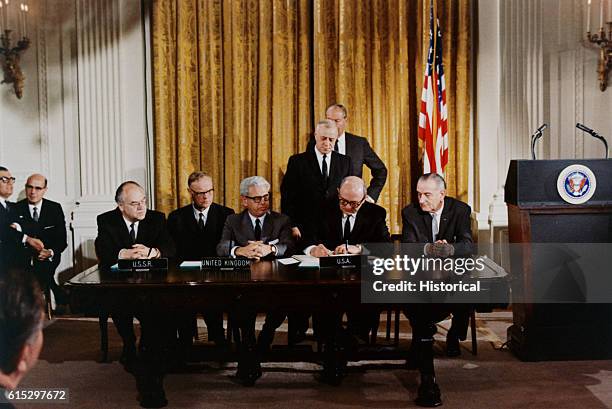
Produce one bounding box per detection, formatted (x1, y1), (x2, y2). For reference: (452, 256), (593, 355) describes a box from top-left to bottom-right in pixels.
(217, 175), (294, 386)
(302, 176), (391, 384)
(167, 171), (235, 353)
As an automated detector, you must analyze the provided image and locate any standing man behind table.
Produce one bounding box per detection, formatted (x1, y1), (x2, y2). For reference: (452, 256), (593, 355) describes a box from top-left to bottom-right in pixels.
(10, 174), (68, 305)
(325, 103), (387, 202)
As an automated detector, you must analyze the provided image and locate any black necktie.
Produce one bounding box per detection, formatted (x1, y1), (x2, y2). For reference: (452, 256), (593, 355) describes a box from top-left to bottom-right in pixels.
(198, 213), (205, 230)
(343, 215), (352, 241)
(254, 218), (262, 241)
(129, 223), (136, 243)
(32, 207), (39, 222)
(322, 154), (329, 181)
(334, 140), (339, 152)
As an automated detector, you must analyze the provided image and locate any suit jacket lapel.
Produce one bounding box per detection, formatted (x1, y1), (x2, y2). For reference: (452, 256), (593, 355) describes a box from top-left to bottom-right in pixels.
(113, 208), (133, 246)
(307, 149), (325, 187)
(241, 211), (255, 242)
(351, 205), (368, 241)
(205, 204), (218, 232)
(345, 133), (356, 159)
(420, 211), (434, 243)
(185, 205), (199, 234)
(261, 212), (274, 243)
(437, 198), (451, 240)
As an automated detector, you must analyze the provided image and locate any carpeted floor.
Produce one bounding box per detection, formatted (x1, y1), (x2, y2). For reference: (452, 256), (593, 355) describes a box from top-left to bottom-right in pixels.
(12, 312), (612, 409)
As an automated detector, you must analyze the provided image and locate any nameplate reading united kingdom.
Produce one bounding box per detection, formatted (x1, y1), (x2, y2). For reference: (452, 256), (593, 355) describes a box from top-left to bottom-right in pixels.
(201, 257), (251, 270)
(117, 258), (168, 272)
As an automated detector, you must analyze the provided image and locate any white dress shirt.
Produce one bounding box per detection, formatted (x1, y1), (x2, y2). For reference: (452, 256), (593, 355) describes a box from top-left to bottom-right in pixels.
(335, 132), (347, 155)
(314, 145), (332, 175)
(193, 204), (211, 225)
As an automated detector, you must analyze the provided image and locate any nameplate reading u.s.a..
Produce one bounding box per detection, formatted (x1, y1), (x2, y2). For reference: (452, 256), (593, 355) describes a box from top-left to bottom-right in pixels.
(117, 258), (168, 272)
(201, 257), (251, 270)
(319, 254), (361, 269)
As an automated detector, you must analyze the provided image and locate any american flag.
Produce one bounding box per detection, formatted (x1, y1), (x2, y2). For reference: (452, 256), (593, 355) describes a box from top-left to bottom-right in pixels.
(418, 3), (448, 175)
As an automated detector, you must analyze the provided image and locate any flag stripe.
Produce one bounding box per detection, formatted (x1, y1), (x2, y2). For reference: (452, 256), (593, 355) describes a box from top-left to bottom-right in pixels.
(418, 2), (448, 176)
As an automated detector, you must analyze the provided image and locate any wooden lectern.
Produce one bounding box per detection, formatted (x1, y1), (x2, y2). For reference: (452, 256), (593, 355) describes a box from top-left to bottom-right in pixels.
(505, 159), (612, 361)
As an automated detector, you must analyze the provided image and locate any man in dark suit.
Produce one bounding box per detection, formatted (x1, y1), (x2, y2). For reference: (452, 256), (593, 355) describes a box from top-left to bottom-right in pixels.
(9, 174), (67, 305)
(0, 166), (18, 273)
(217, 176), (294, 385)
(281, 119), (353, 341)
(281, 118), (353, 243)
(325, 104), (387, 202)
(303, 176), (391, 383)
(95, 181), (175, 407)
(168, 171), (234, 348)
(401, 172), (474, 407)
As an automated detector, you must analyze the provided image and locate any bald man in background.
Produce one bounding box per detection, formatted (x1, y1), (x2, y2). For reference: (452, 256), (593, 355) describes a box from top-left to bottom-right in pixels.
(10, 174), (68, 305)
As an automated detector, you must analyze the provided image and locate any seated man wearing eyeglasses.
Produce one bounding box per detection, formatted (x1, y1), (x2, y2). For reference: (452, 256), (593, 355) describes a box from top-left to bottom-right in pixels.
(167, 171), (235, 353)
(0, 166), (21, 272)
(302, 176), (391, 383)
(216, 176), (294, 386)
(95, 181), (176, 407)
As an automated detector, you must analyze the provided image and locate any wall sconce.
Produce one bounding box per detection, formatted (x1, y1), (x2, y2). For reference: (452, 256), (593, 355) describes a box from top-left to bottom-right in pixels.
(586, 0), (612, 91)
(0, 1), (30, 99)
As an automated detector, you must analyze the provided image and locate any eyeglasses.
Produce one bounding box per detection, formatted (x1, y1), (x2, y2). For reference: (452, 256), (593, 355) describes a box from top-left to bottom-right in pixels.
(245, 194), (270, 204)
(190, 188), (214, 197)
(0, 176), (16, 184)
(339, 195), (365, 208)
(25, 184), (45, 191)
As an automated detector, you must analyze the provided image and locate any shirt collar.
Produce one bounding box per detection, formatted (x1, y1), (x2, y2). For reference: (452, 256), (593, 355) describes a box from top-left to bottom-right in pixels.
(248, 212), (267, 228)
(28, 200), (43, 212)
(122, 216), (139, 230)
(193, 204), (211, 219)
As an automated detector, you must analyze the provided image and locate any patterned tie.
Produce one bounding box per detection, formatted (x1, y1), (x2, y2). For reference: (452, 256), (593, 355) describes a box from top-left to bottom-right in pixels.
(129, 223), (136, 243)
(254, 218), (262, 241)
(32, 206), (39, 222)
(343, 215), (352, 241)
(198, 212), (205, 230)
(431, 213), (438, 242)
(322, 154), (329, 182)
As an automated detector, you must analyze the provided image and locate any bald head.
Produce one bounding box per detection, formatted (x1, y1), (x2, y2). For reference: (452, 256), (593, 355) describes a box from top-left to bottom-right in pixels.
(25, 174), (48, 205)
(338, 176), (367, 214)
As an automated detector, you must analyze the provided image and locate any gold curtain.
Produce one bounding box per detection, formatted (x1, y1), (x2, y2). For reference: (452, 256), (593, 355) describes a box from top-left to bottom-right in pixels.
(153, 0), (471, 233)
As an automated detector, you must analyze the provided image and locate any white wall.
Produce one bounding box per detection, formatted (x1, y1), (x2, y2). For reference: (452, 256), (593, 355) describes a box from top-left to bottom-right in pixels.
(475, 0), (612, 235)
(0, 0), (150, 278)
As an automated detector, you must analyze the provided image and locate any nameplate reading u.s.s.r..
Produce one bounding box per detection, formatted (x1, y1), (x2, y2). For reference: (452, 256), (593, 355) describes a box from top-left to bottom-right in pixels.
(117, 258), (168, 272)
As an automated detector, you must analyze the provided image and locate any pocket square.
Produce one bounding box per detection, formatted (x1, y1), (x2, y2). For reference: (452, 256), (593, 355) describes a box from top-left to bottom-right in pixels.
(44, 225), (55, 230)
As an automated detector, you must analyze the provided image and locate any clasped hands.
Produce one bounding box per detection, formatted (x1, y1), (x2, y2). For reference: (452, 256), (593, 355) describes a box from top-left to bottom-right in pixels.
(235, 241), (275, 260)
(10, 223), (52, 261)
(424, 240), (455, 258)
(119, 244), (160, 259)
(309, 243), (361, 257)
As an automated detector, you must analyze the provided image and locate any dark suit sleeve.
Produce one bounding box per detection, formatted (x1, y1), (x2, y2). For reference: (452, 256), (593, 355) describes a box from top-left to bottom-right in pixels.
(216, 217), (235, 256)
(401, 207), (420, 243)
(280, 156), (301, 229)
(155, 213), (175, 259)
(274, 216), (295, 257)
(166, 210), (182, 255)
(95, 214), (120, 269)
(373, 208), (392, 243)
(451, 204), (474, 257)
(362, 139), (387, 202)
(50, 203), (68, 257)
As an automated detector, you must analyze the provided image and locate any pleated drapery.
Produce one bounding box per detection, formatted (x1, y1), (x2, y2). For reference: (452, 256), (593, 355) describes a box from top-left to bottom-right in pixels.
(152, 0), (471, 232)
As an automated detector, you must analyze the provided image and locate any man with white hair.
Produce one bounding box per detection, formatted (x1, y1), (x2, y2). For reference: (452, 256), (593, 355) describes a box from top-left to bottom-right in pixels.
(217, 175), (294, 386)
(281, 119), (354, 343)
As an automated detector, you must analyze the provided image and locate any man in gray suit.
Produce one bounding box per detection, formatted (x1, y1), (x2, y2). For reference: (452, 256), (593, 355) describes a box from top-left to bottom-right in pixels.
(217, 176), (294, 385)
(325, 103), (388, 202)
